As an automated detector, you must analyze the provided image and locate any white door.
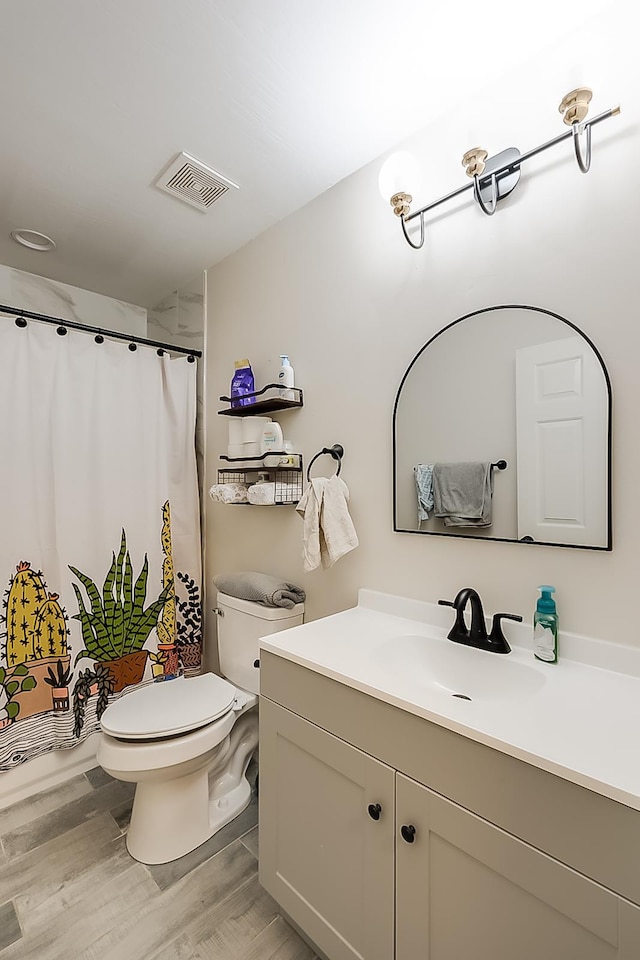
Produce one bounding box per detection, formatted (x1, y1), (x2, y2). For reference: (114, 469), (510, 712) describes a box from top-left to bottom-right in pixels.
(515, 335), (608, 547)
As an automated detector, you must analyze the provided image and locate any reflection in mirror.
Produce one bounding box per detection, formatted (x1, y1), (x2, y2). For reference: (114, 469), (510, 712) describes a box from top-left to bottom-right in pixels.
(393, 305), (611, 549)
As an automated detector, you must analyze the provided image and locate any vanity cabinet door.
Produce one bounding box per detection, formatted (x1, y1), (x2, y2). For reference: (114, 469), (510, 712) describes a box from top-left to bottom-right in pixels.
(396, 773), (634, 960)
(259, 697), (395, 960)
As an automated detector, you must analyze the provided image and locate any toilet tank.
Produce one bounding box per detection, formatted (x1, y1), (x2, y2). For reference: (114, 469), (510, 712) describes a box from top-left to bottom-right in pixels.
(216, 592), (304, 695)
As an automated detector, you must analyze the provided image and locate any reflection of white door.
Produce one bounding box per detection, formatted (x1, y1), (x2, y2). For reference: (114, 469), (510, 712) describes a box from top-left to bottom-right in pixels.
(515, 336), (608, 546)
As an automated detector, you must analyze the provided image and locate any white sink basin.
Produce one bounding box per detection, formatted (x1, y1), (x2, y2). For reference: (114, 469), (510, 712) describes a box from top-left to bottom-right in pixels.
(259, 588), (640, 810)
(376, 634), (546, 703)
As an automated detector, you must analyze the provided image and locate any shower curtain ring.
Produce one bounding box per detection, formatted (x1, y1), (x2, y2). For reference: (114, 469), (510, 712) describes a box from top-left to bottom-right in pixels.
(572, 122), (592, 173)
(473, 172), (498, 215)
(401, 211), (425, 249)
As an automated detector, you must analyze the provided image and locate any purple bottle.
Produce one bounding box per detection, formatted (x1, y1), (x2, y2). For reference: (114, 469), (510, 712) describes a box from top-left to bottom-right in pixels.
(230, 359), (256, 408)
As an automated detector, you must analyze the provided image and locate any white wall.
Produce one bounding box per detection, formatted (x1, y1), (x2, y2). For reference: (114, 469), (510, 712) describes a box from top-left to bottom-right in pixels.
(0, 264), (146, 335)
(148, 273), (207, 488)
(205, 7), (637, 655)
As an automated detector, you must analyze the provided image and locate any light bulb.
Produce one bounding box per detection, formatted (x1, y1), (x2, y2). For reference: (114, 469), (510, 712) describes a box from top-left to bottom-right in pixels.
(377, 151), (421, 205)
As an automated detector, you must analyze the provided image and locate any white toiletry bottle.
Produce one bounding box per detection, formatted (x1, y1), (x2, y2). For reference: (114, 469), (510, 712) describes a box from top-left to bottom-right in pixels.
(278, 355), (295, 400)
(260, 421), (284, 463)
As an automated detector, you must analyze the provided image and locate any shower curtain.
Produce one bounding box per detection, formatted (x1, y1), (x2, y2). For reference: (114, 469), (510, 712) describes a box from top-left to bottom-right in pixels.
(0, 319), (202, 770)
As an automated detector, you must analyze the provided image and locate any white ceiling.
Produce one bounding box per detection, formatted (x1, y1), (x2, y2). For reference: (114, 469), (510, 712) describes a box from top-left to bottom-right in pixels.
(0, 0), (613, 308)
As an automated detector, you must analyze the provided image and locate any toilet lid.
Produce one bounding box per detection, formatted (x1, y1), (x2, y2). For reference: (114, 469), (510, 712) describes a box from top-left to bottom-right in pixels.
(100, 673), (237, 740)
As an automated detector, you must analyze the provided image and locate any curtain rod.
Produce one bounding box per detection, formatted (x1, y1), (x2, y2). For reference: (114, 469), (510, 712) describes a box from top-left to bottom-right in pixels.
(0, 303), (202, 359)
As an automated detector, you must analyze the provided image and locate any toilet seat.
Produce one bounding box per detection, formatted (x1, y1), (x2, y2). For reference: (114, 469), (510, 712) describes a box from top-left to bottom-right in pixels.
(94, 589), (302, 865)
(100, 673), (237, 740)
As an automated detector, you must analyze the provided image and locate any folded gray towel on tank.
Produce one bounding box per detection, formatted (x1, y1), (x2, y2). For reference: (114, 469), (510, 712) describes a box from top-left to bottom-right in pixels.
(432, 462), (493, 527)
(213, 571), (306, 609)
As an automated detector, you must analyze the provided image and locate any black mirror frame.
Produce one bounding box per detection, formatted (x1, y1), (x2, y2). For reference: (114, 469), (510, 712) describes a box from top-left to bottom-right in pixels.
(392, 304), (612, 551)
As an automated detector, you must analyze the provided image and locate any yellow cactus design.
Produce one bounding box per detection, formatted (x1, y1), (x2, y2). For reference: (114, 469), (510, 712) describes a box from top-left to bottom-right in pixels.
(32, 593), (68, 660)
(6, 562), (48, 665)
(156, 501), (176, 646)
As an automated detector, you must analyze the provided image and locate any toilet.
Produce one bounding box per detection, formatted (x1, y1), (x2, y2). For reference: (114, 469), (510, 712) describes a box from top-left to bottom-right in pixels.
(96, 591), (304, 865)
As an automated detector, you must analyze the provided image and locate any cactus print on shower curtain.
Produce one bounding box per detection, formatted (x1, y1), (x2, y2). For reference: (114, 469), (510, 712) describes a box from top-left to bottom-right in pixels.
(0, 503), (201, 768)
(156, 501), (179, 679)
(0, 563), (71, 751)
(5, 562), (68, 664)
(0, 318), (202, 772)
(0, 525), (175, 766)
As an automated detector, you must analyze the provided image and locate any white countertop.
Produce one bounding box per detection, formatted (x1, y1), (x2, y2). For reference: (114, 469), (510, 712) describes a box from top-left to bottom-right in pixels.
(259, 589), (640, 812)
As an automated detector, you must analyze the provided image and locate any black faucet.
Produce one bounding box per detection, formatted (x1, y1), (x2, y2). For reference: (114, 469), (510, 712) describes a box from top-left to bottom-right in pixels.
(438, 588), (522, 654)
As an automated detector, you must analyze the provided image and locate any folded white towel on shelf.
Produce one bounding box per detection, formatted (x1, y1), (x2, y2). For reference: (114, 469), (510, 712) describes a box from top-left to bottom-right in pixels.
(246, 482), (300, 505)
(247, 482), (276, 505)
(208, 482), (249, 503)
(295, 475), (359, 572)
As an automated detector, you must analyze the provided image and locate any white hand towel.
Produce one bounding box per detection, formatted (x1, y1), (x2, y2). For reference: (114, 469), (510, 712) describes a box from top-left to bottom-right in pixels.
(295, 475), (359, 572)
(247, 482), (276, 504)
(209, 482), (249, 503)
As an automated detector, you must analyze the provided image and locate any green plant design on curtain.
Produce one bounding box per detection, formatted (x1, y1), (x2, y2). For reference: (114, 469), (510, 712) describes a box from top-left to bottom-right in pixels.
(176, 572), (202, 673)
(0, 664), (37, 726)
(43, 659), (73, 690)
(43, 659), (73, 712)
(72, 664), (115, 737)
(68, 529), (173, 693)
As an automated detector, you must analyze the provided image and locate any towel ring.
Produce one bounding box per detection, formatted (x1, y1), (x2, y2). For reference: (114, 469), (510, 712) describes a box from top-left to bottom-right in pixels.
(306, 444), (344, 481)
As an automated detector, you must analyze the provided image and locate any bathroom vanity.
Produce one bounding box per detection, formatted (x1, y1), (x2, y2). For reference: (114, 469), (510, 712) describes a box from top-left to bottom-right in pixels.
(258, 590), (640, 960)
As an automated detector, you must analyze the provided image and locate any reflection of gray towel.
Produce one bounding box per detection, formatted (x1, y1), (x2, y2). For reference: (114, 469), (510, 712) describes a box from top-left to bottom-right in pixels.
(432, 462), (493, 527)
(214, 571), (306, 609)
(414, 464), (434, 522)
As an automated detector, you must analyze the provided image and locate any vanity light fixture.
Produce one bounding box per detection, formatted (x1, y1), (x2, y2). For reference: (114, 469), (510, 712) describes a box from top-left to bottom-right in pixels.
(388, 87), (621, 249)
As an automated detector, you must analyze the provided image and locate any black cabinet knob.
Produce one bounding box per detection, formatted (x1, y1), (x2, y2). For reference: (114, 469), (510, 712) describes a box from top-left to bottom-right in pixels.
(401, 824), (416, 843)
(367, 803), (382, 821)
(253, 659), (260, 668)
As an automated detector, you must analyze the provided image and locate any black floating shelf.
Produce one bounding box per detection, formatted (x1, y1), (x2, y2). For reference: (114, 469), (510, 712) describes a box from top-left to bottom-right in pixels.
(219, 451), (301, 469)
(218, 383), (303, 416)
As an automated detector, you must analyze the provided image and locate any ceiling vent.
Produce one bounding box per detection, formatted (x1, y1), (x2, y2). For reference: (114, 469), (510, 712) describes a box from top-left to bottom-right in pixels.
(155, 152), (239, 213)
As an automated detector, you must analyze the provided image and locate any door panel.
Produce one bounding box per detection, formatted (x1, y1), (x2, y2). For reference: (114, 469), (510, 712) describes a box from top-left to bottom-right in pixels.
(515, 335), (608, 546)
(259, 698), (395, 960)
(396, 773), (623, 960)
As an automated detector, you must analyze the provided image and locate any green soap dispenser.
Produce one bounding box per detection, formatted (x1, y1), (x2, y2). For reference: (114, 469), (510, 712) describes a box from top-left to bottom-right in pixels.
(533, 585), (558, 663)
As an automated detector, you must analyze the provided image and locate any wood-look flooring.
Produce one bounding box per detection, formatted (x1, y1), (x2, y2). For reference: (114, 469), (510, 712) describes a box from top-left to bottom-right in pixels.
(0, 762), (318, 959)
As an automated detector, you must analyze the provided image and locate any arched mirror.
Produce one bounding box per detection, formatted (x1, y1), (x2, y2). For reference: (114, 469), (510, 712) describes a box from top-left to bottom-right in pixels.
(393, 305), (611, 549)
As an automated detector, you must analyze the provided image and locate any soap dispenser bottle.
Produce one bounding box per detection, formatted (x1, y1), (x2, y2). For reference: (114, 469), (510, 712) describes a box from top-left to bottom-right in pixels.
(533, 585), (558, 663)
(278, 355), (295, 400)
